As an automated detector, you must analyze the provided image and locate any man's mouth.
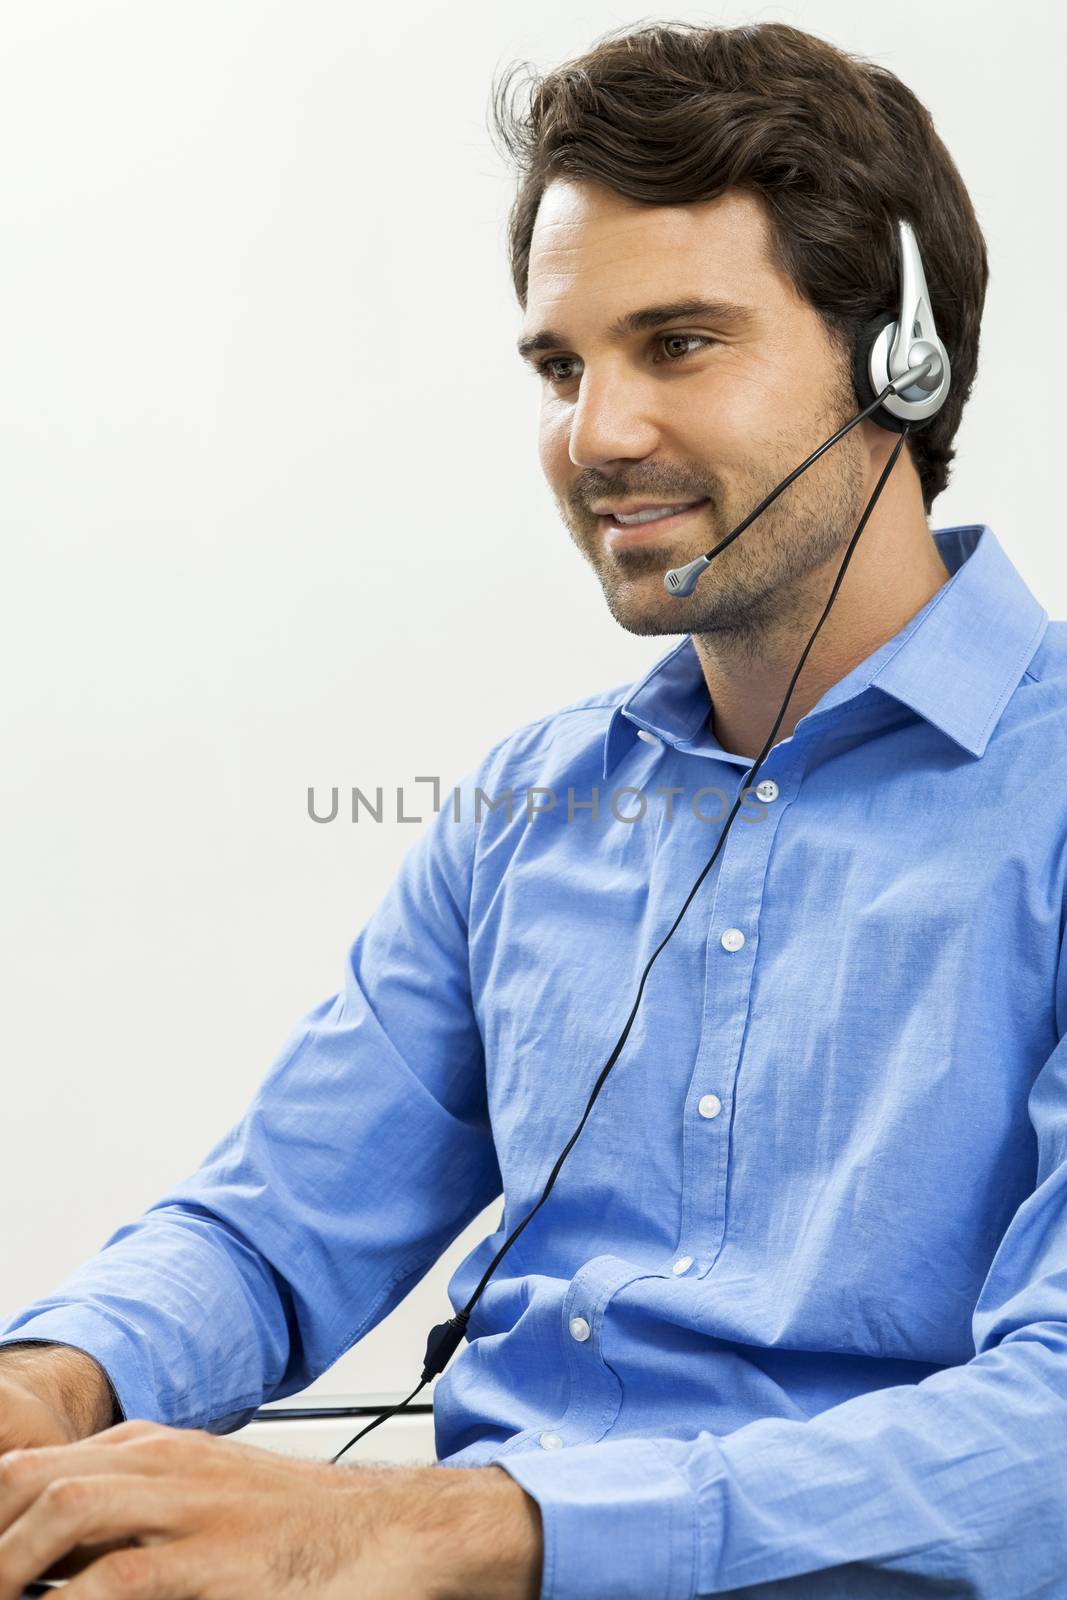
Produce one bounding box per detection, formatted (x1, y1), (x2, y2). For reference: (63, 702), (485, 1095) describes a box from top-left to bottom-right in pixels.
(596, 498), (711, 543)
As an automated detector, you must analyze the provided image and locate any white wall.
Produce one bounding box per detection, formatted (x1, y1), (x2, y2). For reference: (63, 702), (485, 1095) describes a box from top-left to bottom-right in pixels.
(2, 0), (1063, 1440)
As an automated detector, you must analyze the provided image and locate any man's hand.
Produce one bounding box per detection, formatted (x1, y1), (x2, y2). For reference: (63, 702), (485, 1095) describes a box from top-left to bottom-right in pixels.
(0, 1418), (543, 1598)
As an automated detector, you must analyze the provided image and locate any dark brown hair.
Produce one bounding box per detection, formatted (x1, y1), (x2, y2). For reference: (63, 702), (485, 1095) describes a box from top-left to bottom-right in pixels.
(488, 19), (988, 513)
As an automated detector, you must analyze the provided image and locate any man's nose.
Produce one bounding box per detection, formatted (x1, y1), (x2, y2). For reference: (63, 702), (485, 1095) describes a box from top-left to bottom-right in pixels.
(567, 369), (660, 470)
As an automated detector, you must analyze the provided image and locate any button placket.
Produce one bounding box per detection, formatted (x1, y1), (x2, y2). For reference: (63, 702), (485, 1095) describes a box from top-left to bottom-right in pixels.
(679, 765), (799, 1274)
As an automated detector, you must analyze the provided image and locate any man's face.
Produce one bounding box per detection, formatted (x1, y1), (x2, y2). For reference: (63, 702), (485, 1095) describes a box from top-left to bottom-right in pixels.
(519, 180), (876, 642)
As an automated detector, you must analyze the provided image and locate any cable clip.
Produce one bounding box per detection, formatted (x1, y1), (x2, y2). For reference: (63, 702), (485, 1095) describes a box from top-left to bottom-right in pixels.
(421, 1310), (471, 1381)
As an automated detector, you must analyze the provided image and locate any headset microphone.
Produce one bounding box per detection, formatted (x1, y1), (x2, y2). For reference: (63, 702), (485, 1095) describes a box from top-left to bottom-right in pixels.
(664, 351), (941, 599)
(330, 216), (953, 1467)
(665, 217), (950, 599)
(665, 218), (950, 601)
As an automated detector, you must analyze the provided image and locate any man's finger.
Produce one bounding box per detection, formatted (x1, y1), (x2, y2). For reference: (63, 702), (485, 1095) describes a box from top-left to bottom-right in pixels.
(0, 1474), (188, 1600)
(54, 1537), (203, 1600)
(0, 1427), (208, 1520)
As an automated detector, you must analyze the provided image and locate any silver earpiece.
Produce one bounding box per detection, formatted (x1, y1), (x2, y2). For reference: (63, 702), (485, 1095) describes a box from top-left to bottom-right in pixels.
(866, 219), (951, 426)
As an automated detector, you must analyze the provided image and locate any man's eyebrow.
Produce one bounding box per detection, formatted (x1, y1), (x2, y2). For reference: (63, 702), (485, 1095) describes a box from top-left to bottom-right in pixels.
(516, 298), (756, 362)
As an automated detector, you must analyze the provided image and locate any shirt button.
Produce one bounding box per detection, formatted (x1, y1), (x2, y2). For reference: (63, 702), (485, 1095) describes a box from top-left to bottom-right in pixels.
(673, 1255), (694, 1274)
(569, 1316), (591, 1342)
(721, 927), (745, 951)
(698, 1094), (722, 1119)
(755, 779), (779, 802)
(539, 1431), (563, 1450)
(636, 729), (660, 745)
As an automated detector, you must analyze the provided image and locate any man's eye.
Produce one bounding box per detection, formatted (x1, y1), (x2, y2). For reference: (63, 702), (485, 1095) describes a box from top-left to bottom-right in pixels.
(533, 334), (716, 384)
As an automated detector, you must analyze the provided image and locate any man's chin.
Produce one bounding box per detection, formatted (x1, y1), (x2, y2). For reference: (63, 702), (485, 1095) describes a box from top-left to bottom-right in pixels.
(599, 584), (697, 638)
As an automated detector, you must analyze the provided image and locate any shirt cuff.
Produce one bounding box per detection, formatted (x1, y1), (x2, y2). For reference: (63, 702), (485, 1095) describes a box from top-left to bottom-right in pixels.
(488, 1434), (699, 1600)
(0, 1308), (160, 1428)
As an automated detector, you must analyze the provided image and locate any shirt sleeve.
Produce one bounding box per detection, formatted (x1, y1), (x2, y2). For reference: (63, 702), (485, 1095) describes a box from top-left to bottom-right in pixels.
(0, 744), (507, 1433)
(491, 950), (1067, 1600)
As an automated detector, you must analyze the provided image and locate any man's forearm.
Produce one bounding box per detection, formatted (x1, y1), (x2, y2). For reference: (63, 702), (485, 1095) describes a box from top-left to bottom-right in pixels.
(408, 1462), (543, 1600)
(0, 1340), (121, 1437)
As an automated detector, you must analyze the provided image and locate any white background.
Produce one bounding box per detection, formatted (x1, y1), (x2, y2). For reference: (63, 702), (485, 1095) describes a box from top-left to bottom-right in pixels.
(2, 0), (1063, 1430)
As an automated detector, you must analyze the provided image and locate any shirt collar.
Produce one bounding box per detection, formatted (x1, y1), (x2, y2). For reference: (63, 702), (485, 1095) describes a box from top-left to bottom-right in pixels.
(602, 524), (1048, 779)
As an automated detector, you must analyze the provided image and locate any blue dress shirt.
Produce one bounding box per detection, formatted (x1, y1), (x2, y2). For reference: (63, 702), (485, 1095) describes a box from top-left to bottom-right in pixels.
(5, 522), (1067, 1598)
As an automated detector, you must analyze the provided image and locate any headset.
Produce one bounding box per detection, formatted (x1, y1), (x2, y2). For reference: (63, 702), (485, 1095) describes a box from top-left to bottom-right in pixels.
(330, 217), (952, 1465)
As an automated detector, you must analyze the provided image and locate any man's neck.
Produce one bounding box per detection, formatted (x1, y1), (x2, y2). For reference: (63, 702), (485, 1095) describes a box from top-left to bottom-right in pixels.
(690, 508), (953, 761)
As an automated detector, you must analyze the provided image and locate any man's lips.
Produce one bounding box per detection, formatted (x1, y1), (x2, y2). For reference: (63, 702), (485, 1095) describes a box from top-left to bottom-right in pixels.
(596, 498), (711, 546)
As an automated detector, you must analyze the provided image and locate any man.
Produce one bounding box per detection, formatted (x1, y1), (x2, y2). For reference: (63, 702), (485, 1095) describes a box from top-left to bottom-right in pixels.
(0, 17), (1061, 1600)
